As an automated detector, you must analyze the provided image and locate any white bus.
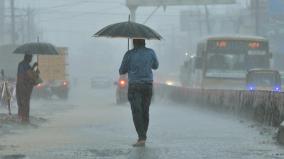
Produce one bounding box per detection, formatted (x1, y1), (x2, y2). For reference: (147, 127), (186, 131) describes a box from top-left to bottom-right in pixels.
(180, 35), (271, 90)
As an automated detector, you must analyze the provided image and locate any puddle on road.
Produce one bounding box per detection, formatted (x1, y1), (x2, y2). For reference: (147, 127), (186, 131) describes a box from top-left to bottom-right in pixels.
(88, 148), (131, 158)
(0, 145), (19, 152)
(87, 146), (171, 159)
(0, 145), (6, 151)
(127, 147), (166, 159)
(21, 146), (171, 159)
(0, 114), (47, 126)
(1, 154), (26, 159)
(0, 114), (48, 141)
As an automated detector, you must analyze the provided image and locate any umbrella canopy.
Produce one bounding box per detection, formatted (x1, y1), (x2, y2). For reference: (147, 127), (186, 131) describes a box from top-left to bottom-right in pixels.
(13, 42), (59, 55)
(94, 21), (162, 40)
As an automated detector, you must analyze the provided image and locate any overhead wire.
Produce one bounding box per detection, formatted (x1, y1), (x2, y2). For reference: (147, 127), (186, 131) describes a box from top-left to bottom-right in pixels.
(39, 5), (128, 22)
(38, 0), (121, 13)
(34, 0), (127, 22)
(36, 0), (242, 22)
(36, 0), (243, 34)
(143, 6), (161, 24)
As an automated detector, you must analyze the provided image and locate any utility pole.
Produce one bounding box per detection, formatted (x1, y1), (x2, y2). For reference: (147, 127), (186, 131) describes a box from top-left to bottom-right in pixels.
(128, 5), (137, 22)
(198, 7), (203, 36)
(26, 7), (34, 42)
(255, 0), (260, 35)
(0, 0), (5, 43)
(251, 0), (260, 35)
(10, 0), (16, 44)
(204, 5), (211, 35)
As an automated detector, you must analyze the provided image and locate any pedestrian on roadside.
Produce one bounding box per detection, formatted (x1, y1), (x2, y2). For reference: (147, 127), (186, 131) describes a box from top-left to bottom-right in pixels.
(16, 54), (38, 123)
(119, 39), (159, 147)
(1, 69), (4, 80)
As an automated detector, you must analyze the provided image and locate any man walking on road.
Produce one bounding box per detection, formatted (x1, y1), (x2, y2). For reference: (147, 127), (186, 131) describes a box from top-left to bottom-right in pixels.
(119, 39), (159, 147)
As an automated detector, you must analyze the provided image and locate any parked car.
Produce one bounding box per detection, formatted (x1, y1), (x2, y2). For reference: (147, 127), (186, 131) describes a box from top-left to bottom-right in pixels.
(246, 69), (281, 92)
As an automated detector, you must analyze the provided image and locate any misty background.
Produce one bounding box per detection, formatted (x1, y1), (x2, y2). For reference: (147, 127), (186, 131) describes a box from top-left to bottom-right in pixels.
(1, 0), (281, 84)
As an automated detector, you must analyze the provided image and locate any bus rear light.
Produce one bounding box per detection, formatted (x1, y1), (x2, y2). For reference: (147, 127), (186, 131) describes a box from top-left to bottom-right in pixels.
(216, 41), (227, 48)
(249, 42), (260, 49)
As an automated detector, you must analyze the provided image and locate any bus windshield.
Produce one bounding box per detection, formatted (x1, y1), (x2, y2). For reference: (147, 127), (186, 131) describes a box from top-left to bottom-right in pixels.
(207, 53), (269, 72)
(207, 53), (245, 71)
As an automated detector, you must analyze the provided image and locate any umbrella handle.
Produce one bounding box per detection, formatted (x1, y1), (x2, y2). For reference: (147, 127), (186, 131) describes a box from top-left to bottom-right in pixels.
(128, 14), (130, 51)
(36, 54), (39, 70)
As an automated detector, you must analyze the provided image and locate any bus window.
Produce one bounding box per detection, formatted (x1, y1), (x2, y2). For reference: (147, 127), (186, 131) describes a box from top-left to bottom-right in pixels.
(208, 54), (227, 69)
(246, 55), (270, 70)
(207, 54), (245, 71)
(194, 57), (202, 69)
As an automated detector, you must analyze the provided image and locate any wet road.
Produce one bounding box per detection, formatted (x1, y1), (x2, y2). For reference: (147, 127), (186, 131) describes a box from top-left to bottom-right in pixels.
(1, 85), (284, 159)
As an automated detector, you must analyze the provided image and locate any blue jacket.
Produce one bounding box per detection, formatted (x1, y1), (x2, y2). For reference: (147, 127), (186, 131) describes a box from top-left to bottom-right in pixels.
(119, 46), (159, 84)
(17, 61), (31, 76)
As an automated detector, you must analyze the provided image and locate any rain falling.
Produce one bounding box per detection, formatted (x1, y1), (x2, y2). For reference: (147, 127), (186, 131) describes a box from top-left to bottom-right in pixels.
(0, 0), (284, 158)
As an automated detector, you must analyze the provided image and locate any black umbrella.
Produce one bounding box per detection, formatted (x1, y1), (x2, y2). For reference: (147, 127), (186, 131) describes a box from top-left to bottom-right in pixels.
(13, 42), (59, 55)
(94, 21), (162, 40)
(12, 42), (58, 86)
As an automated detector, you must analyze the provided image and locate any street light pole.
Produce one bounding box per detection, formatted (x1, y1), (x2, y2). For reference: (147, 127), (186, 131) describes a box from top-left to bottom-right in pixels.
(251, 0), (260, 35)
(255, 0), (260, 35)
(0, 0), (4, 43)
(26, 7), (34, 42)
(128, 5), (137, 22)
(10, 0), (16, 44)
(204, 5), (211, 34)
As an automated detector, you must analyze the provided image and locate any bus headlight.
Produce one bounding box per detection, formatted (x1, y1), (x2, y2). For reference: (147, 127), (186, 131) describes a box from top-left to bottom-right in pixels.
(165, 80), (174, 86)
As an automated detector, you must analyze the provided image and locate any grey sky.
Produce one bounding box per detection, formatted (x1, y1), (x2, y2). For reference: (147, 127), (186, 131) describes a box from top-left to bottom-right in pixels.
(13, 0), (247, 79)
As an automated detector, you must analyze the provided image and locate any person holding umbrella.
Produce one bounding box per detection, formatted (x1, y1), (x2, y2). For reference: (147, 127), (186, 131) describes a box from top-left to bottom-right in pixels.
(94, 19), (162, 146)
(16, 54), (38, 123)
(119, 39), (159, 147)
(13, 42), (59, 123)
(1, 69), (4, 80)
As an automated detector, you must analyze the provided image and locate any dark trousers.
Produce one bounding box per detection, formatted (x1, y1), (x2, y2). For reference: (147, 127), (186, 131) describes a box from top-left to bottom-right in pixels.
(128, 83), (153, 141)
(16, 83), (33, 123)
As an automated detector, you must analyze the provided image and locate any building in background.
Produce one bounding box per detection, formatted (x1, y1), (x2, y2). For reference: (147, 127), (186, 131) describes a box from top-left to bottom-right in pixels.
(266, 0), (284, 70)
